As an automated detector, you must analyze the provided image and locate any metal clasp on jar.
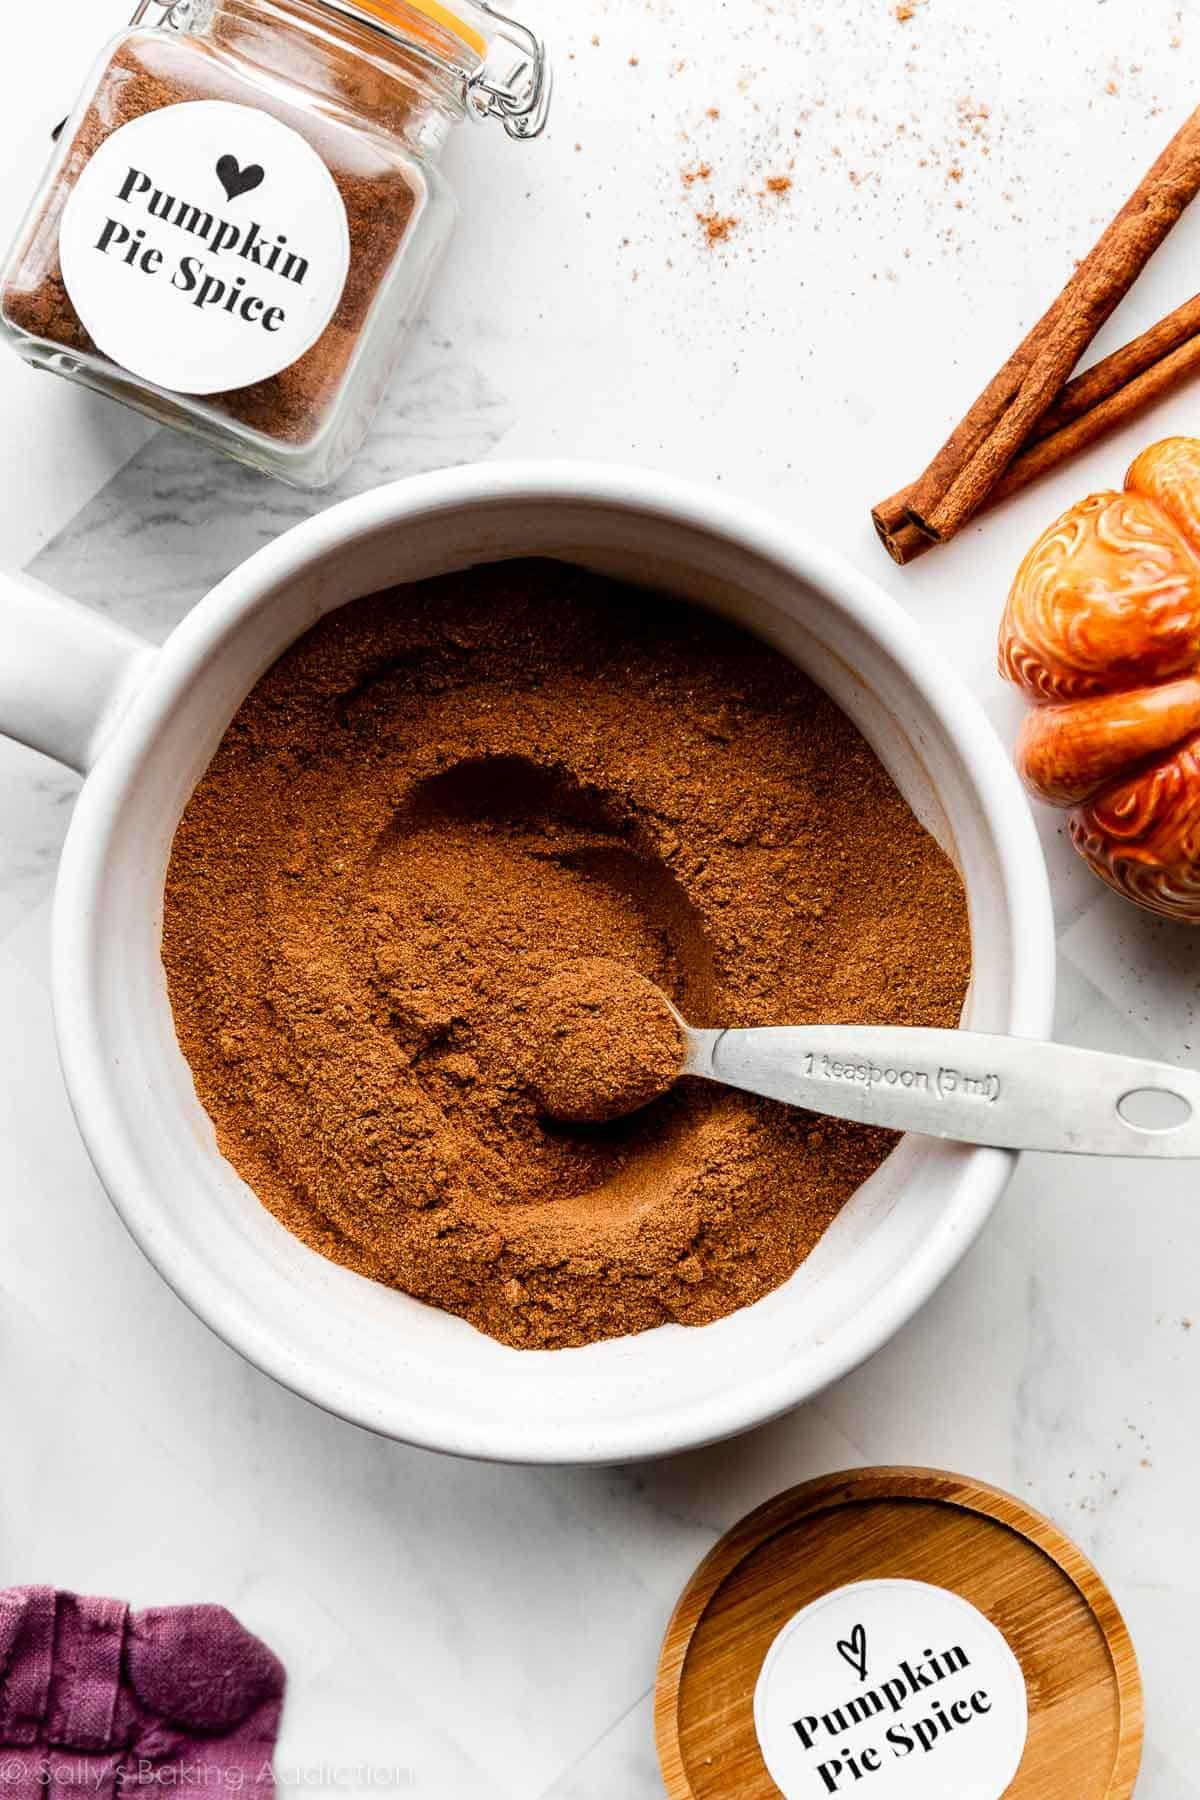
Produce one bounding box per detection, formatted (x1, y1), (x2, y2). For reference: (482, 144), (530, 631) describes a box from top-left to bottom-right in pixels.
(465, 0), (551, 140)
(128, 0), (550, 140)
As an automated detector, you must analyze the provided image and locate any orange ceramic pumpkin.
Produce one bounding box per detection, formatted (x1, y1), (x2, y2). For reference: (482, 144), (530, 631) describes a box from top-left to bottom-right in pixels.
(1000, 436), (1200, 920)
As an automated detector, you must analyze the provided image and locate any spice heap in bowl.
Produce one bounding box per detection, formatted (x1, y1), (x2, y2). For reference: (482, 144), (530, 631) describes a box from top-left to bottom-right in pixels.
(162, 559), (972, 1350)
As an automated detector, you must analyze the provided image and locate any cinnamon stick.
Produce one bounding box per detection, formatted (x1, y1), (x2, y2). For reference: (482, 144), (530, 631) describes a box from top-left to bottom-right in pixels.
(871, 494), (935, 563)
(1031, 288), (1200, 437)
(874, 104), (1200, 559)
(871, 292), (1069, 560)
(873, 293), (1200, 561)
(890, 305), (1067, 541)
(987, 326), (1200, 508)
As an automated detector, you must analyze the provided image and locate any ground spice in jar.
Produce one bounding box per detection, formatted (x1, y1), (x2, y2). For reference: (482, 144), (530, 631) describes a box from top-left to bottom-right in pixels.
(1, 30), (417, 447)
(162, 561), (972, 1351)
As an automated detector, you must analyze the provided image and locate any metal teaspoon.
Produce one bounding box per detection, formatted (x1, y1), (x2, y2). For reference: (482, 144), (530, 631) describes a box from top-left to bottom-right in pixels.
(669, 1011), (1200, 1158)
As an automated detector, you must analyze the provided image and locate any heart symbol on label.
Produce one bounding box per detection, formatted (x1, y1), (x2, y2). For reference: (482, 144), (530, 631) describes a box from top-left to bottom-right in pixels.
(216, 156), (265, 203)
(836, 1623), (869, 1682)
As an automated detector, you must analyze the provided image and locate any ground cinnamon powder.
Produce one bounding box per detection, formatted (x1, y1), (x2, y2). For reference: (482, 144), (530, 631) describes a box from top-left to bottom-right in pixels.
(163, 561), (972, 1350)
(1, 31), (417, 446)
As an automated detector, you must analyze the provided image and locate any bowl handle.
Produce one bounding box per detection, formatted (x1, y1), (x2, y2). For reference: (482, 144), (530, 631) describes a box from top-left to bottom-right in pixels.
(0, 571), (155, 775)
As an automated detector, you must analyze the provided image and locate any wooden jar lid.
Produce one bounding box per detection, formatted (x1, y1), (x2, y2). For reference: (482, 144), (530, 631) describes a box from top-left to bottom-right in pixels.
(655, 1467), (1142, 1800)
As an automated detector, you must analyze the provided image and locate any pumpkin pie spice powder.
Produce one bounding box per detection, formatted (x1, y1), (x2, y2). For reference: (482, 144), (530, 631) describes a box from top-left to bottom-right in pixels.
(163, 562), (971, 1350)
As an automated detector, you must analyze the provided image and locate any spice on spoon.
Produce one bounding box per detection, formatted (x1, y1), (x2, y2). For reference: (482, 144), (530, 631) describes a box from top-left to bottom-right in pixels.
(530, 958), (685, 1124)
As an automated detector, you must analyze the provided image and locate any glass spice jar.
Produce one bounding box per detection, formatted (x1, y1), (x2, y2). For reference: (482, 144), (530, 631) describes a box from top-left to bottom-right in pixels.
(0, 0), (549, 488)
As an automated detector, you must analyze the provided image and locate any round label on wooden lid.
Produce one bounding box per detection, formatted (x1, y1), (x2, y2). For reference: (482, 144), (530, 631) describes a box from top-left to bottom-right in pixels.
(753, 1578), (1028, 1797)
(656, 1469), (1143, 1800)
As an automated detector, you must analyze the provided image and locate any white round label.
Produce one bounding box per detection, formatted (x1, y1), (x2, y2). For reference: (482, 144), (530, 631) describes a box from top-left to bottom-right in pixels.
(60, 101), (350, 396)
(753, 1580), (1028, 1799)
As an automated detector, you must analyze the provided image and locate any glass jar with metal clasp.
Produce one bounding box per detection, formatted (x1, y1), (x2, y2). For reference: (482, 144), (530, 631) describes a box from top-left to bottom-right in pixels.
(0, 0), (550, 486)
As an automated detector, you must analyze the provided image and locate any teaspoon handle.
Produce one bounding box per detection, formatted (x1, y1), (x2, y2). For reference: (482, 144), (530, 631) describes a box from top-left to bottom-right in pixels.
(683, 1025), (1200, 1157)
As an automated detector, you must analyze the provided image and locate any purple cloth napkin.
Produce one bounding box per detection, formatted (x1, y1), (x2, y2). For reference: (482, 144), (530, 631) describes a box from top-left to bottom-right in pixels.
(0, 1589), (285, 1800)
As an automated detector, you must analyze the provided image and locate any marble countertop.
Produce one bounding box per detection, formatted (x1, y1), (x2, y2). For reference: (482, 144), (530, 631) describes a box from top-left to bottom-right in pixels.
(2, 0), (1199, 1794)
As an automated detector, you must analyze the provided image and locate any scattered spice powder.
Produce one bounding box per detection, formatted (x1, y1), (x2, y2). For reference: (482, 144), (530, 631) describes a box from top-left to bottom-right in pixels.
(163, 562), (971, 1350)
(765, 175), (793, 195)
(698, 209), (739, 245)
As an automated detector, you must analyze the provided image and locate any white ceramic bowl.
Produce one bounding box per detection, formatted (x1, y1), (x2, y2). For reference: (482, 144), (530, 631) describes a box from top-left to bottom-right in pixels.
(0, 462), (1055, 1463)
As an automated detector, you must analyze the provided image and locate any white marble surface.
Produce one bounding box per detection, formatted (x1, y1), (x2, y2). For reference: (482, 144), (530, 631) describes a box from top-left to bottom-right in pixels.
(2, 0), (1200, 1794)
